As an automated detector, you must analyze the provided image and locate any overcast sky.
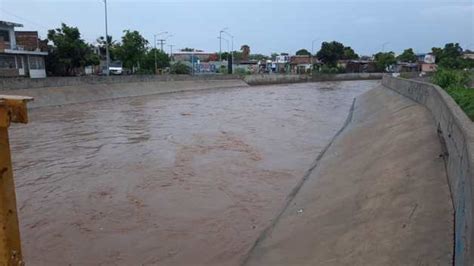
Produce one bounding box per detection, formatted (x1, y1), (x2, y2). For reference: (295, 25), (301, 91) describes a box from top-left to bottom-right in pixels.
(0, 0), (473, 56)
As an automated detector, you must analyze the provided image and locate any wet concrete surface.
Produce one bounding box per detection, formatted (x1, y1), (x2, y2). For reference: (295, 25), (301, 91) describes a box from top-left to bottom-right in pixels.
(9, 81), (376, 265)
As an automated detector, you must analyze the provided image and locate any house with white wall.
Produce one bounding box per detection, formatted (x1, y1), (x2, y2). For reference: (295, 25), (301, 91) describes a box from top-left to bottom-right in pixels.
(0, 20), (48, 78)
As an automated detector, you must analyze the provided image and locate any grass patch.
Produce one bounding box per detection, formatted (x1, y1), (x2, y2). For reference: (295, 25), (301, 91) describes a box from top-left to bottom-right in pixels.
(445, 87), (474, 121)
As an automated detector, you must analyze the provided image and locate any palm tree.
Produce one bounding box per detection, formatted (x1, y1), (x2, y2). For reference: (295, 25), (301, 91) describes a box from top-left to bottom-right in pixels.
(241, 45), (250, 61)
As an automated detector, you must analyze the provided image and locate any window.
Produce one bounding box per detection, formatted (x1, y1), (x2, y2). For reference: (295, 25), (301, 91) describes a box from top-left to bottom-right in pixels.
(29, 56), (45, 70)
(0, 55), (16, 69)
(0, 30), (10, 42)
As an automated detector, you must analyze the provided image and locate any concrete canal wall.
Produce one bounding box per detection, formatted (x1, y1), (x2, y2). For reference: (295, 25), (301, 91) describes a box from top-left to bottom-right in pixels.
(0, 76), (247, 108)
(383, 75), (474, 266)
(244, 73), (383, 86)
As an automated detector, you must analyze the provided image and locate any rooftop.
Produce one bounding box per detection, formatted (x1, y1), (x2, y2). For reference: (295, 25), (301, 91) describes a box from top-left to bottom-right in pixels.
(0, 20), (23, 28)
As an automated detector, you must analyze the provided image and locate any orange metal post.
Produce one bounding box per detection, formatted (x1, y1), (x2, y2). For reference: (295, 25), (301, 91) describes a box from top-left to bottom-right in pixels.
(0, 95), (32, 266)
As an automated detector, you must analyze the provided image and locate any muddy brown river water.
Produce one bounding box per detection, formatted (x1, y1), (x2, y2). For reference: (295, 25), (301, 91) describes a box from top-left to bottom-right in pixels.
(9, 80), (377, 265)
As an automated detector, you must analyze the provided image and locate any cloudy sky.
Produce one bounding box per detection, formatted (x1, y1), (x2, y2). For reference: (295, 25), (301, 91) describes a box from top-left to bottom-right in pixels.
(1, 0), (473, 56)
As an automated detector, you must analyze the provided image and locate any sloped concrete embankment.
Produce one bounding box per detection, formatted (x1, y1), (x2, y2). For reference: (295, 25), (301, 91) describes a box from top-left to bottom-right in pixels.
(245, 85), (453, 265)
(383, 75), (474, 266)
(0, 76), (247, 108)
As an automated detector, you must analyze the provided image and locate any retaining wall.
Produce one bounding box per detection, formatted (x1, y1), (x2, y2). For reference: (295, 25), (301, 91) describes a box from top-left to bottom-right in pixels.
(312, 72), (384, 82)
(243, 74), (310, 86)
(0, 79), (248, 108)
(243, 73), (383, 86)
(0, 74), (241, 90)
(382, 75), (474, 266)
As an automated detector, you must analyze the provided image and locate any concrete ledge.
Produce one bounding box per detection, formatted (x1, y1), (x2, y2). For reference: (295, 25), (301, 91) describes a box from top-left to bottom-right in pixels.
(0, 79), (248, 108)
(312, 72), (384, 82)
(383, 75), (474, 266)
(243, 73), (383, 86)
(0, 74), (242, 90)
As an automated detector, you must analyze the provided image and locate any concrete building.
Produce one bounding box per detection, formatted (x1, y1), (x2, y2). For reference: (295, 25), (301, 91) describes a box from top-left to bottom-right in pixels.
(289, 55), (312, 74)
(0, 20), (48, 78)
(417, 53), (437, 73)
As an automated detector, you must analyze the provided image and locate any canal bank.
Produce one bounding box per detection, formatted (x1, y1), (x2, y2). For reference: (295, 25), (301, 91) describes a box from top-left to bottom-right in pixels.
(245, 84), (454, 265)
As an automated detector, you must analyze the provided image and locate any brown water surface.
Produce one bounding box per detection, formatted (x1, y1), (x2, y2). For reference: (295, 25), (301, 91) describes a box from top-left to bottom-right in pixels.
(10, 81), (376, 265)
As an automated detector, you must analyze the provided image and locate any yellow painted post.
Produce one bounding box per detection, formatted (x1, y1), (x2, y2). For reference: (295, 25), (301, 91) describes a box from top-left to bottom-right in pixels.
(0, 95), (32, 266)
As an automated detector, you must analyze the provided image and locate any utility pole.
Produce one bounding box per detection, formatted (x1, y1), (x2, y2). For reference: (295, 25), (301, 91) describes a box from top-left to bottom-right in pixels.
(382, 42), (390, 52)
(103, 0), (110, 76)
(154, 32), (167, 74)
(168, 44), (174, 58)
(157, 39), (166, 52)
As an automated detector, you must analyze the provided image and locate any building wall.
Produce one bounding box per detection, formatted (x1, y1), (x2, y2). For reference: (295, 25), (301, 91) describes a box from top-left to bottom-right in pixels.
(15, 31), (40, 51)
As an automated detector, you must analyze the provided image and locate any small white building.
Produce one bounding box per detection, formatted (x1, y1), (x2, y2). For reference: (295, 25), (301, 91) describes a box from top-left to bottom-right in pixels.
(0, 20), (48, 78)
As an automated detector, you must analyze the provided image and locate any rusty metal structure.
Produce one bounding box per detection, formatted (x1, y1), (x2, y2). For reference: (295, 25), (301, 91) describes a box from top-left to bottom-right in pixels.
(0, 95), (32, 265)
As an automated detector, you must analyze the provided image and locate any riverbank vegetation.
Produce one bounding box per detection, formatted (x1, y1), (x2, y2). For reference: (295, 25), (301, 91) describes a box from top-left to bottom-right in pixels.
(432, 68), (474, 121)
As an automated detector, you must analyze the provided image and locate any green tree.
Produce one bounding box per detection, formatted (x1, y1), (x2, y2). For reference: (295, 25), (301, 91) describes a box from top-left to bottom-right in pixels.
(431, 43), (470, 69)
(342, 46), (359, 60)
(46, 23), (99, 76)
(296, 49), (311, 56)
(374, 51), (396, 72)
(141, 48), (170, 72)
(96, 35), (118, 61)
(115, 30), (149, 71)
(397, 48), (417, 63)
(170, 62), (191, 74)
(316, 41), (345, 67)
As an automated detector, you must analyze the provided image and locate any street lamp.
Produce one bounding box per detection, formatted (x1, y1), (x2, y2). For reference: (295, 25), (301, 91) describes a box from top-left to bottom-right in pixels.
(381, 42), (390, 52)
(222, 30), (234, 73)
(311, 38), (320, 71)
(101, 0), (110, 76)
(219, 27), (228, 62)
(154, 31), (168, 74)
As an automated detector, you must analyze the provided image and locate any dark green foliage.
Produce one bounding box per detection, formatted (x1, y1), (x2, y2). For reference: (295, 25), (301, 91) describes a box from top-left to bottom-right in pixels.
(46, 23), (99, 76)
(115, 30), (149, 71)
(397, 48), (417, 63)
(342, 46), (359, 60)
(446, 87), (474, 121)
(316, 41), (345, 67)
(296, 49), (311, 56)
(374, 52), (396, 72)
(316, 41), (358, 67)
(170, 62), (191, 74)
(432, 43), (474, 69)
(141, 48), (171, 72)
(431, 68), (471, 89)
(318, 65), (345, 74)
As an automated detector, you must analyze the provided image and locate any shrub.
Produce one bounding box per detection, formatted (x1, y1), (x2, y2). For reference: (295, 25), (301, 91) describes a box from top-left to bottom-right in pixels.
(318, 65), (345, 74)
(445, 87), (474, 121)
(170, 62), (191, 74)
(431, 68), (471, 89)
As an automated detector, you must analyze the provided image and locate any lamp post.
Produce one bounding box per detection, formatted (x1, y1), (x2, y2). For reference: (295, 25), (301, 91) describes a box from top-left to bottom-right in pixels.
(222, 30), (234, 73)
(154, 31), (168, 74)
(102, 0), (110, 76)
(311, 38), (320, 71)
(219, 27), (228, 63)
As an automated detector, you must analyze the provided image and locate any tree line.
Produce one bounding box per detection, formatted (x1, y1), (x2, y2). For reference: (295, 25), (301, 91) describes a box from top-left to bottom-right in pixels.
(46, 23), (171, 76)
